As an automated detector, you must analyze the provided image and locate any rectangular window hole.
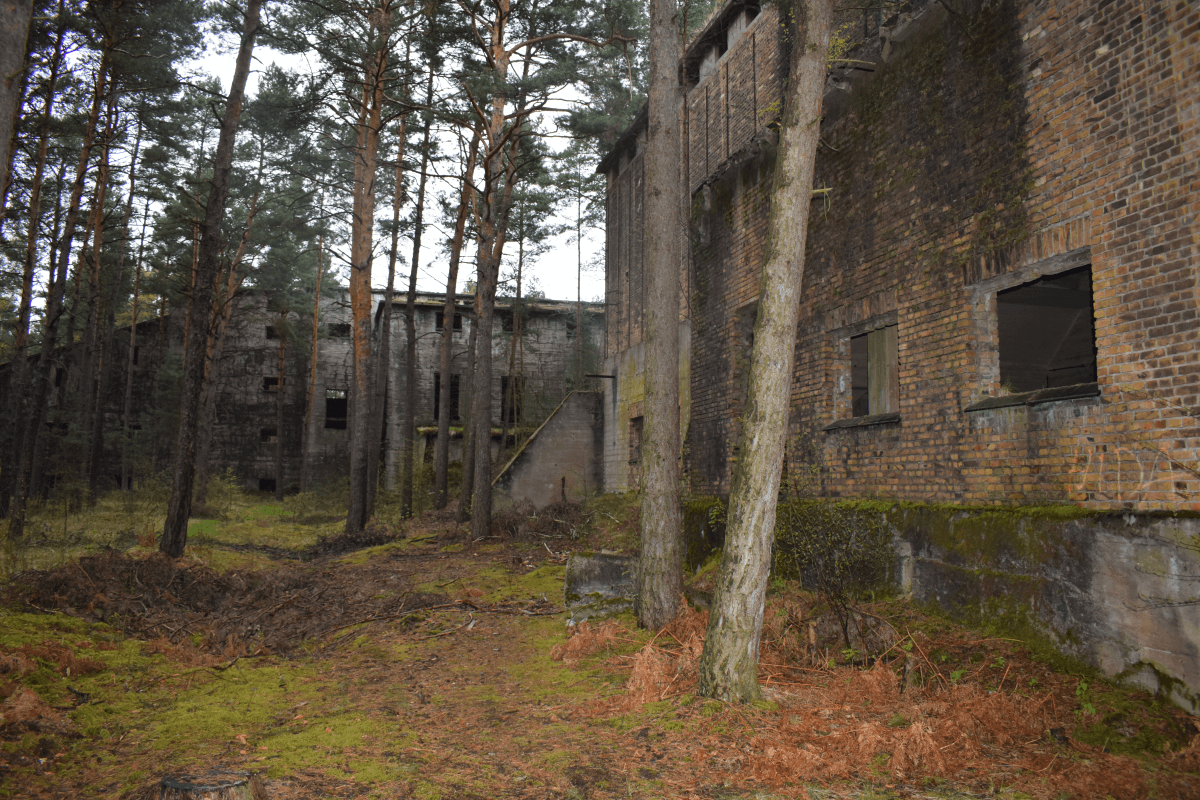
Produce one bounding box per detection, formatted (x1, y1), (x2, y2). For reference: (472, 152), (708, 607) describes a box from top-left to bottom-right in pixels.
(849, 325), (898, 418)
(325, 389), (347, 429)
(434, 373), (461, 421)
(435, 311), (463, 331)
(998, 265), (1096, 393)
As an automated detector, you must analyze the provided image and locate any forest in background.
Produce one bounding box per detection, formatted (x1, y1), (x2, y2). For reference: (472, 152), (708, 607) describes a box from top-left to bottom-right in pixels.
(0, 0), (727, 549)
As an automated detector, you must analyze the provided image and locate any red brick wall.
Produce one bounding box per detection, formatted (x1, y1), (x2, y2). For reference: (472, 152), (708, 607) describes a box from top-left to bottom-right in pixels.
(678, 0), (1200, 510)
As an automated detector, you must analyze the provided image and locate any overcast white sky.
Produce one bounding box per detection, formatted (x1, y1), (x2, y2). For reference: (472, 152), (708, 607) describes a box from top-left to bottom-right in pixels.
(194, 41), (608, 305)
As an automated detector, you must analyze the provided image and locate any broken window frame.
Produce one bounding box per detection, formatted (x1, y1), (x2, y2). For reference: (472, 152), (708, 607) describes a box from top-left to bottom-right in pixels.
(823, 312), (902, 431)
(849, 324), (899, 418)
(964, 247), (1100, 412)
(328, 322), (351, 339)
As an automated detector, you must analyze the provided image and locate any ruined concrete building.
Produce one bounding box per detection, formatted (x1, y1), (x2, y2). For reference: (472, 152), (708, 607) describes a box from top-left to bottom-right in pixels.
(4, 290), (602, 501)
(599, 0), (1200, 708)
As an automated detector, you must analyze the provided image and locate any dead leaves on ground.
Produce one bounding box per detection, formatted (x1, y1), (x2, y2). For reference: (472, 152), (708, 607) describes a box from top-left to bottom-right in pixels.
(554, 599), (1200, 799)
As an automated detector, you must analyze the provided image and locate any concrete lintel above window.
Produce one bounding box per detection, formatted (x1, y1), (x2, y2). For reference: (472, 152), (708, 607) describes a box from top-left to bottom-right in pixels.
(963, 381), (1100, 412)
(823, 411), (901, 432)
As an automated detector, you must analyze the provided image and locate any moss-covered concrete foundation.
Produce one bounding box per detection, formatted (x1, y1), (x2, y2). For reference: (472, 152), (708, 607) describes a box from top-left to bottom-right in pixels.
(684, 498), (1200, 712)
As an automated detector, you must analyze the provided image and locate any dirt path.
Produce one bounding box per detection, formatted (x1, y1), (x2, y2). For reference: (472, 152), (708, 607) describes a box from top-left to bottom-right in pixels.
(2, 506), (1198, 799)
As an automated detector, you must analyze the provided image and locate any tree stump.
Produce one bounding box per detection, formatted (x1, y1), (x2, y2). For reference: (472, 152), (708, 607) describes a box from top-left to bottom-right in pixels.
(159, 770), (266, 800)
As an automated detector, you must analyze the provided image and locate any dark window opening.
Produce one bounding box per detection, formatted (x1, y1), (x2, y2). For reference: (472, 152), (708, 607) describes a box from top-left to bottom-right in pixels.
(53, 367), (63, 387)
(433, 373), (461, 421)
(260, 428), (277, 443)
(266, 326), (278, 339)
(435, 311), (463, 331)
(998, 266), (1096, 393)
(325, 389), (347, 429)
(850, 325), (898, 418)
(329, 322), (351, 338)
(132, 345), (140, 365)
(259, 478), (276, 493)
(566, 318), (578, 339)
(263, 376), (281, 392)
(501, 375), (525, 424)
(628, 416), (644, 463)
(499, 313), (514, 333)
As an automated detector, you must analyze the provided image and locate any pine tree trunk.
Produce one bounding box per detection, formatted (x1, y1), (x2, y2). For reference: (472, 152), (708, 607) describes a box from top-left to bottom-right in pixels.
(160, 0), (261, 557)
(456, 319), (477, 523)
(121, 197), (150, 490)
(376, 131), (405, 495)
(697, 0), (833, 702)
(80, 91), (118, 503)
(300, 225), (325, 492)
(0, 0), (33, 217)
(275, 310), (286, 501)
(0, 18), (61, 516)
(401, 69), (435, 519)
(345, 16), (389, 534)
(434, 125), (480, 509)
(637, 0), (684, 631)
(7, 49), (108, 540)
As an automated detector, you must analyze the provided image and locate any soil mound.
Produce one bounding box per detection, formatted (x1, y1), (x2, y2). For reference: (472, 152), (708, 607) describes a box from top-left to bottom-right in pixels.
(7, 550), (440, 656)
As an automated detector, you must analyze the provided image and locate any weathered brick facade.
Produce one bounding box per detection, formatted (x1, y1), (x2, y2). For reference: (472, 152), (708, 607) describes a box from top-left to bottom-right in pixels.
(600, 0), (1200, 706)
(4, 291), (602, 494)
(603, 0), (1200, 511)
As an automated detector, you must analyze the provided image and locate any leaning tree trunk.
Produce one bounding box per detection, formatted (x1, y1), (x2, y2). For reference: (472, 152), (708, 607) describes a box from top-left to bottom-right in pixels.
(697, 0), (833, 702)
(160, 0), (261, 557)
(637, 0), (684, 631)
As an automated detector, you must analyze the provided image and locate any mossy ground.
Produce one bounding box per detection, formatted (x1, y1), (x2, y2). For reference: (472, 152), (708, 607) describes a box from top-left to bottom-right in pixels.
(0, 491), (1196, 799)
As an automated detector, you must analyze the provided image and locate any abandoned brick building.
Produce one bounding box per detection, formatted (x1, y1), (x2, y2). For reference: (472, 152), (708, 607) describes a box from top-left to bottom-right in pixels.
(599, 0), (1200, 708)
(1, 290), (602, 498)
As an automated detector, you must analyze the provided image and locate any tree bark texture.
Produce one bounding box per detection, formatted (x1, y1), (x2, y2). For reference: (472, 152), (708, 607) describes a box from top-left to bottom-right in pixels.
(402, 70), (435, 517)
(637, 0), (684, 631)
(160, 0), (261, 557)
(300, 225), (325, 493)
(377, 131), (405, 494)
(345, 10), (389, 534)
(7, 50), (108, 540)
(434, 125), (480, 509)
(0, 0), (33, 214)
(697, 0), (832, 702)
(456, 317), (478, 523)
(0, 18), (62, 516)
